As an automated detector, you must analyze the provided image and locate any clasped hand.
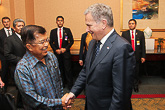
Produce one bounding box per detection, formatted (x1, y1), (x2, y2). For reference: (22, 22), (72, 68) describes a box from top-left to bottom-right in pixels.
(61, 93), (75, 109)
(56, 48), (66, 54)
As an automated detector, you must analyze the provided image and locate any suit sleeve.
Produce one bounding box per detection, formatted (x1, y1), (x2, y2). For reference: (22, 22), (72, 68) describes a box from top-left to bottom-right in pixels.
(110, 43), (135, 110)
(4, 37), (21, 64)
(79, 34), (86, 60)
(0, 34), (4, 54)
(49, 30), (57, 53)
(65, 28), (74, 51)
(141, 32), (146, 58)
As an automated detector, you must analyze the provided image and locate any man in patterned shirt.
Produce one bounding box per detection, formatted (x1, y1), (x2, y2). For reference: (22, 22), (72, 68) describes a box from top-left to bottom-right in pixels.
(14, 25), (70, 110)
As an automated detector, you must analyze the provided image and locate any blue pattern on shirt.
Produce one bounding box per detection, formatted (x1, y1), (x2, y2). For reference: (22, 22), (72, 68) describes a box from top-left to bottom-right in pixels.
(15, 51), (63, 110)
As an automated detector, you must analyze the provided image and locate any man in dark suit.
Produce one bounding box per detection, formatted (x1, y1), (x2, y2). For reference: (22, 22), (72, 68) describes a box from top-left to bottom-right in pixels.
(79, 32), (92, 66)
(65, 3), (135, 110)
(50, 16), (74, 90)
(4, 18), (26, 108)
(0, 17), (14, 89)
(121, 19), (146, 92)
(4, 18), (26, 80)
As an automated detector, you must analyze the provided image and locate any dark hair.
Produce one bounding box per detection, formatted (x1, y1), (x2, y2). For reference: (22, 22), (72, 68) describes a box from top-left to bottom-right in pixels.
(128, 19), (137, 25)
(56, 16), (64, 21)
(2, 17), (10, 22)
(21, 25), (46, 46)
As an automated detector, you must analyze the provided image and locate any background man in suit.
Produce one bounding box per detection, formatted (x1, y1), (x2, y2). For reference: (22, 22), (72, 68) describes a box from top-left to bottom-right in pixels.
(121, 19), (146, 92)
(65, 3), (135, 110)
(4, 18), (26, 81)
(0, 17), (14, 90)
(79, 32), (92, 66)
(50, 16), (74, 90)
(4, 19), (26, 108)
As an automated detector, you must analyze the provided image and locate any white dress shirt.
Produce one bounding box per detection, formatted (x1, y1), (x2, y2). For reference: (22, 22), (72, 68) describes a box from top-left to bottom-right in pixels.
(4, 28), (12, 37)
(100, 28), (115, 50)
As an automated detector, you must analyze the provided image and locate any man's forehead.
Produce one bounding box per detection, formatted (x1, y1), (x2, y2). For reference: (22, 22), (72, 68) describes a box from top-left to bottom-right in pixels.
(57, 18), (63, 21)
(129, 21), (135, 24)
(16, 22), (24, 25)
(34, 33), (47, 39)
(3, 19), (10, 22)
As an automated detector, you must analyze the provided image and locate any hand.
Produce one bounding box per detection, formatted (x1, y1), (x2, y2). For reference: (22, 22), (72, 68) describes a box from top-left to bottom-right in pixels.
(65, 93), (75, 106)
(60, 48), (66, 53)
(61, 93), (74, 109)
(0, 77), (5, 88)
(61, 93), (68, 109)
(56, 49), (62, 54)
(79, 60), (83, 66)
(141, 58), (145, 63)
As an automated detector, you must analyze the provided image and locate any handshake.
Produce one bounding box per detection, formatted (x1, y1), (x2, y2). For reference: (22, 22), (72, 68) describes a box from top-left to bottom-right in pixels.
(61, 93), (75, 109)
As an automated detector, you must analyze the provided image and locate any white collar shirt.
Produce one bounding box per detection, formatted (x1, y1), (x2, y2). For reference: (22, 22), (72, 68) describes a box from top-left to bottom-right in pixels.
(100, 28), (115, 50)
(4, 28), (12, 37)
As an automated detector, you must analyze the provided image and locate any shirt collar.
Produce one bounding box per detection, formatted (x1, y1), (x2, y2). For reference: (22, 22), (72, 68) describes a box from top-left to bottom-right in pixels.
(130, 29), (136, 33)
(100, 28), (114, 45)
(25, 51), (51, 68)
(58, 27), (63, 30)
(4, 27), (11, 31)
(15, 32), (22, 40)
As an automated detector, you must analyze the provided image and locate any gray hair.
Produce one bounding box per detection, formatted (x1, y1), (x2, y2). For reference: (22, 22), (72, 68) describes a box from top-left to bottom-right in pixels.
(84, 3), (113, 27)
(13, 18), (25, 27)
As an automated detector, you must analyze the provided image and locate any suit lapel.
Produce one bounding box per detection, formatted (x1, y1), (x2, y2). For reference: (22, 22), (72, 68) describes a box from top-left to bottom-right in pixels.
(54, 29), (60, 48)
(89, 31), (117, 75)
(13, 34), (24, 47)
(2, 28), (8, 38)
(85, 40), (95, 75)
(62, 27), (65, 46)
(135, 30), (140, 49)
(127, 30), (131, 44)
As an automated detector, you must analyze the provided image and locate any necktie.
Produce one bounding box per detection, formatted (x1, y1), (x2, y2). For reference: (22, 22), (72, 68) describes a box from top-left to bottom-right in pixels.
(91, 41), (101, 65)
(95, 41), (101, 57)
(7, 30), (10, 36)
(131, 30), (135, 51)
(59, 28), (62, 48)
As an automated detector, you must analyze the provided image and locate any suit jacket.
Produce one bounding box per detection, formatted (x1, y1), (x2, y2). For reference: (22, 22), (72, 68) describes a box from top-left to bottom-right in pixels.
(0, 28), (14, 55)
(71, 30), (135, 110)
(4, 33), (26, 77)
(49, 27), (74, 59)
(121, 30), (146, 61)
(79, 32), (88, 61)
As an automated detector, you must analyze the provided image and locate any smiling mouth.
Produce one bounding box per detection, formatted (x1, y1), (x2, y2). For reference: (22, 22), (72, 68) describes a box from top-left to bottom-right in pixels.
(42, 47), (48, 51)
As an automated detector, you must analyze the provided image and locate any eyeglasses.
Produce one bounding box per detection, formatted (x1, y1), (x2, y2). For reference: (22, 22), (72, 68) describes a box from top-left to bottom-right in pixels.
(31, 38), (50, 45)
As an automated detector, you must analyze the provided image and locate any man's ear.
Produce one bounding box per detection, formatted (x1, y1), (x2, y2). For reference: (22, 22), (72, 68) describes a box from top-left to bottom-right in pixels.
(26, 44), (32, 51)
(102, 19), (107, 30)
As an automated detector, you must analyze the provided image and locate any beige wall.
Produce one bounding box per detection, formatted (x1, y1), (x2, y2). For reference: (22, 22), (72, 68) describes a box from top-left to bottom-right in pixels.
(34, 0), (121, 38)
(0, 0), (165, 50)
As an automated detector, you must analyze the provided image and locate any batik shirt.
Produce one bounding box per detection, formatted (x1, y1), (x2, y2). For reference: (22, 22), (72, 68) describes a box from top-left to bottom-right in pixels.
(15, 51), (63, 110)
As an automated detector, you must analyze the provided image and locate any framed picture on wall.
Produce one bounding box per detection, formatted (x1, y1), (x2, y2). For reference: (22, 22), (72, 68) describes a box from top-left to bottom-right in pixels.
(120, 0), (165, 32)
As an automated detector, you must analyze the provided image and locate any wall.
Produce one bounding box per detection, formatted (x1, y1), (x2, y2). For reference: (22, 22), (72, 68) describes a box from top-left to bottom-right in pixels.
(0, 0), (165, 52)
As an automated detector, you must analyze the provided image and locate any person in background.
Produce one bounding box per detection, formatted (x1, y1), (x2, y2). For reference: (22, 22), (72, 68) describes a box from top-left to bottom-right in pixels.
(50, 16), (74, 90)
(0, 17), (14, 91)
(65, 3), (135, 110)
(79, 32), (92, 66)
(121, 19), (146, 93)
(15, 25), (72, 110)
(4, 18), (26, 81)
